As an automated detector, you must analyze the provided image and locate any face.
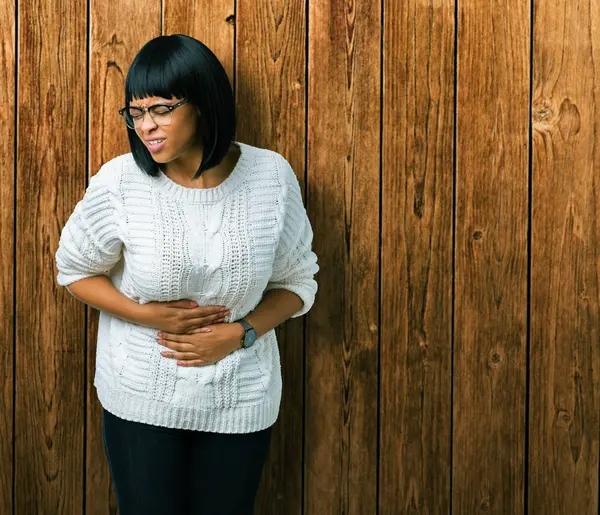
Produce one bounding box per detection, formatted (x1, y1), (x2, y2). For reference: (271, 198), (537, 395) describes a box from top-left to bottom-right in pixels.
(129, 95), (201, 164)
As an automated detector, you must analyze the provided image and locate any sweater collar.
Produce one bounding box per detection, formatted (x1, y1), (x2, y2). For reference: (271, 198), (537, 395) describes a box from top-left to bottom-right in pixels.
(154, 141), (252, 203)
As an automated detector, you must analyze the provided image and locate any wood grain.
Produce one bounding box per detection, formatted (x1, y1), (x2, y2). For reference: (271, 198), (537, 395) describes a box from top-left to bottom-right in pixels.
(163, 0), (235, 86)
(529, 0), (600, 512)
(380, 0), (455, 512)
(305, 1), (380, 513)
(6, 0), (600, 511)
(87, 2), (160, 513)
(17, 0), (87, 512)
(0, 0), (15, 512)
(234, 1), (306, 513)
(452, 0), (530, 513)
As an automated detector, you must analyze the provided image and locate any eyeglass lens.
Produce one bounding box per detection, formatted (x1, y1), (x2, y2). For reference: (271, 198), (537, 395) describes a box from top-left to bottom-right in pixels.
(123, 106), (173, 129)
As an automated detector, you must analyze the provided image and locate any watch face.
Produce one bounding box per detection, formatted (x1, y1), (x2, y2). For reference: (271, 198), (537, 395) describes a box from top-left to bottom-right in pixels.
(244, 329), (258, 348)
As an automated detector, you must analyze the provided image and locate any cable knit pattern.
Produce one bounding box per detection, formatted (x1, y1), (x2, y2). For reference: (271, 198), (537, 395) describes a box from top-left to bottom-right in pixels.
(55, 141), (319, 433)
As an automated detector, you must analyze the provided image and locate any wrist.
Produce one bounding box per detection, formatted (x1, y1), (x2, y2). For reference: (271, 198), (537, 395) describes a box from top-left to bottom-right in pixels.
(230, 322), (245, 349)
(130, 301), (155, 327)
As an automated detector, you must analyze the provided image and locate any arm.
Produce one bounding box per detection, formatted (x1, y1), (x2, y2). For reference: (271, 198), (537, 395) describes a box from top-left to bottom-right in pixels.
(243, 289), (304, 339)
(55, 162), (151, 326)
(240, 154), (319, 339)
(66, 275), (150, 326)
(55, 161), (124, 286)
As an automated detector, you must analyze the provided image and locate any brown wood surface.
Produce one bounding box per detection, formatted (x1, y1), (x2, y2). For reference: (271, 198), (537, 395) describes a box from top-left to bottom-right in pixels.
(0, 0), (15, 512)
(5, 0), (600, 513)
(305, 1), (380, 514)
(233, 1), (307, 514)
(529, 0), (600, 512)
(163, 0), (235, 85)
(452, 0), (530, 513)
(87, 2), (161, 513)
(380, 0), (455, 512)
(236, 0), (306, 515)
(16, 0), (87, 513)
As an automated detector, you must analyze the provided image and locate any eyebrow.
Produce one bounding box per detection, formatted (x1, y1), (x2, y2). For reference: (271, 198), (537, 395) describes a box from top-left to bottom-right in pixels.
(129, 100), (177, 108)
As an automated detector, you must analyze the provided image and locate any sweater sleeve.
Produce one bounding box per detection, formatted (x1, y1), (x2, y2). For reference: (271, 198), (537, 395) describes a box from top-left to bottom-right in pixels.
(264, 155), (319, 318)
(55, 162), (125, 287)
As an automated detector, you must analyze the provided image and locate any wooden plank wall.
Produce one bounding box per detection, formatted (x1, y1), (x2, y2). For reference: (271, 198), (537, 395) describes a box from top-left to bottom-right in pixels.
(1, 0), (598, 513)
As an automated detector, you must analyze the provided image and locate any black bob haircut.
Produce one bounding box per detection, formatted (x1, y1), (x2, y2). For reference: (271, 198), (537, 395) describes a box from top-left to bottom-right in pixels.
(124, 34), (236, 180)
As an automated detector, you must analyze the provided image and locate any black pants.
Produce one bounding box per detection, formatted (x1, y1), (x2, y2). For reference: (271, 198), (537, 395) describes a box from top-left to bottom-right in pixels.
(101, 407), (273, 515)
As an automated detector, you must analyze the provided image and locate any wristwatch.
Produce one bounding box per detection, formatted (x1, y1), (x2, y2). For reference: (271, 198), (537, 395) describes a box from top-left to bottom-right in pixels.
(236, 318), (257, 349)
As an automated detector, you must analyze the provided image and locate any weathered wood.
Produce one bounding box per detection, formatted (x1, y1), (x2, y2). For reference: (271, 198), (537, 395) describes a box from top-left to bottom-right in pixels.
(234, 1), (306, 513)
(529, 0), (600, 512)
(163, 0), (235, 85)
(87, 3), (161, 513)
(7, 0), (600, 512)
(380, 0), (455, 512)
(16, 0), (87, 512)
(452, 0), (530, 513)
(305, 0), (380, 513)
(0, 0), (15, 512)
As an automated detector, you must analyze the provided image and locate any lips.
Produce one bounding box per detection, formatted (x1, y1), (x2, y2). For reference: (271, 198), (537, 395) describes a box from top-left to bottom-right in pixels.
(145, 138), (166, 153)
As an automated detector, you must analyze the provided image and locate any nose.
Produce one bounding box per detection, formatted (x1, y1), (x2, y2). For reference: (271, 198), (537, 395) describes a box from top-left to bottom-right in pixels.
(140, 111), (158, 131)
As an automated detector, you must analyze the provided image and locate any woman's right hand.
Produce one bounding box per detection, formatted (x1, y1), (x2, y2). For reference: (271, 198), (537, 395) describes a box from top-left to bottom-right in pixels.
(141, 300), (230, 334)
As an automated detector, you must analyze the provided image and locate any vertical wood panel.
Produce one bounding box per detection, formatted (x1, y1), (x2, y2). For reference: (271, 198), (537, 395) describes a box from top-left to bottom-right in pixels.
(529, 0), (600, 511)
(6, 0), (600, 511)
(453, 0), (530, 513)
(380, 0), (455, 511)
(17, 0), (87, 512)
(234, 1), (307, 514)
(87, 2), (161, 513)
(305, 0), (380, 513)
(163, 0), (235, 85)
(0, 0), (15, 512)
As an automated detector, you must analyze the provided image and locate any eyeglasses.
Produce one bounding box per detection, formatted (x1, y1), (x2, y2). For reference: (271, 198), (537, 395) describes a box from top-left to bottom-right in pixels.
(118, 98), (190, 129)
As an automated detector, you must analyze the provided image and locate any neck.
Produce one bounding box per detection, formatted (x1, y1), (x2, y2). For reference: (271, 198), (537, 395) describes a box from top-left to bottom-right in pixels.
(161, 141), (203, 180)
(162, 142), (237, 189)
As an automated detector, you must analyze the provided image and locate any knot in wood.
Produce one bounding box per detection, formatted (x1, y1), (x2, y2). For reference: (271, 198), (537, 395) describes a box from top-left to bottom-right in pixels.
(557, 409), (571, 426)
(487, 349), (504, 368)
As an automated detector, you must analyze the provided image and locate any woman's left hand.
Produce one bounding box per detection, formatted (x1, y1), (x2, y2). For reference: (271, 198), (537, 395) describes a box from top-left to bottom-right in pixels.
(157, 322), (244, 366)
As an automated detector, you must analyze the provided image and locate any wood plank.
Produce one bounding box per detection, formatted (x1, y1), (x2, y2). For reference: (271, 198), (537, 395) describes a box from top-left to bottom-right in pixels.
(0, 0), (15, 511)
(234, 1), (306, 513)
(380, 0), (455, 511)
(16, 0), (87, 512)
(163, 0), (235, 85)
(87, 1), (161, 512)
(452, 0), (530, 513)
(529, 0), (600, 511)
(305, 0), (380, 513)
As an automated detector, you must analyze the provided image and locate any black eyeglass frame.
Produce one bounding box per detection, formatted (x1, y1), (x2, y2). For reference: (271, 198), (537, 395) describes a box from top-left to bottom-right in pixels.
(118, 98), (191, 129)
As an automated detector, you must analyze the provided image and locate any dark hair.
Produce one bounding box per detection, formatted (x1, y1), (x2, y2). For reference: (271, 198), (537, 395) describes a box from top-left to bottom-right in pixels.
(124, 34), (236, 179)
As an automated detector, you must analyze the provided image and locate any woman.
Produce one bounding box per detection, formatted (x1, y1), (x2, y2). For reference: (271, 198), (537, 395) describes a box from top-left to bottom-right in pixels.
(55, 34), (318, 515)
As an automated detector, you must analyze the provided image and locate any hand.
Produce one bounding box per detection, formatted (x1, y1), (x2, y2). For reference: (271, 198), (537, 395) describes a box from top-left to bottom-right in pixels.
(157, 322), (245, 366)
(140, 299), (230, 334)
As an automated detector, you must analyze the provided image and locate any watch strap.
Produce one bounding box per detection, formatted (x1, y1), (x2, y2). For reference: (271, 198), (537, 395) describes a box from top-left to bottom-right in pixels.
(237, 318), (254, 348)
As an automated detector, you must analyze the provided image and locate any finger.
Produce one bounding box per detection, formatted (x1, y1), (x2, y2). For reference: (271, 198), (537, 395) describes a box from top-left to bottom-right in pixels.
(161, 351), (200, 360)
(187, 327), (212, 334)
(190, 306), (230, 318)
(169, 300), (198, 308)
(158, 339), (194, 352)
(185, 313), (227, 326)
(157, 331), (184, 342)
(177, 359), (213, 367)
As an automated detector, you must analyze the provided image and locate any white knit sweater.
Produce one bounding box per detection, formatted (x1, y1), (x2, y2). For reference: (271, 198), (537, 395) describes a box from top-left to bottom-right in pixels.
(55, 141), (318, 433)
